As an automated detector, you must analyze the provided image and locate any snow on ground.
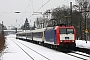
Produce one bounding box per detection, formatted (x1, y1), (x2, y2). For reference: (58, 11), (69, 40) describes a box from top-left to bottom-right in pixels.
(76, 40), (90, 49)
(0, 34), (90, 60)
(1, 35), (32, 60)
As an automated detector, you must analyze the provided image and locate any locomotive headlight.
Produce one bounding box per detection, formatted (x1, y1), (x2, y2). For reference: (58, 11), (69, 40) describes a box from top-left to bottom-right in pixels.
(60, 40), (63, 42)
(72, 40), (74, 42)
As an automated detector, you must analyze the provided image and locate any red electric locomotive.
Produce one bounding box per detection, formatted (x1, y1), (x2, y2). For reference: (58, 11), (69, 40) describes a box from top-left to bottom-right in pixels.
(44, 25), (76, 48)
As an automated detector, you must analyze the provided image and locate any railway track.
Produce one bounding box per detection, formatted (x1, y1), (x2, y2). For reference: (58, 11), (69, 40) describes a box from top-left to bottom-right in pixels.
(17, 38), (90, 60)
(66, 51), (90, 60)
(51, 46), (90, 60)
(74, 47), (90, 54)
(12, 40), (50, 60)
(56, 47), (90, 60)
(21, 38), (90, 54)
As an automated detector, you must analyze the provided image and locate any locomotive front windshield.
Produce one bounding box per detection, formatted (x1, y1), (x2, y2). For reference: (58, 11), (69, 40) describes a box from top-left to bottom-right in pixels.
(60, 28), (74, 34)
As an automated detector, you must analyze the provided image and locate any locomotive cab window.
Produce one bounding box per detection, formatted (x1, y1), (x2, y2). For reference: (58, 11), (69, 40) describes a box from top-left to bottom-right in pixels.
(60, 29), (66, 34)
(67, 29), (74, 34)
(60, 28), (74, 34)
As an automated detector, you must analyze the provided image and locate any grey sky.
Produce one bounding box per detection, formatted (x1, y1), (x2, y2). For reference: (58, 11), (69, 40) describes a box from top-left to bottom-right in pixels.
(0, 0), (75, 28)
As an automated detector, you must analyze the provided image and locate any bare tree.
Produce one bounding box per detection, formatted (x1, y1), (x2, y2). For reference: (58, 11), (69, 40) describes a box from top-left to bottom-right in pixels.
(75, 0), (90, 40)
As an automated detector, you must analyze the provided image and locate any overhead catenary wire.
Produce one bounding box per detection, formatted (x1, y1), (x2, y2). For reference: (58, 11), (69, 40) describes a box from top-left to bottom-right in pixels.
(36, 0), (50, 12)
(1, 0), (51, 20)
(0, 0), (67, 19)
(28, 0), (69, 18)
(18, 0), (34, 23)
(1, 0), (72, 27)
(29, 0), (34, 12)
(28, 0), (50, 18)
(0, 0), (69, 22)
(41, 0), (43, 7)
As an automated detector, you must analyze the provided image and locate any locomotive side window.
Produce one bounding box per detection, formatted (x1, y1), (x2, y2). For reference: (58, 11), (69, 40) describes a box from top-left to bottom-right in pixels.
(60, 28), (74, 34)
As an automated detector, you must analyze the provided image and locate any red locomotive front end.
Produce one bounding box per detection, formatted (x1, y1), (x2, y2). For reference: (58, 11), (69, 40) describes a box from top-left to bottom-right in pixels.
(55, 26), (76, 48)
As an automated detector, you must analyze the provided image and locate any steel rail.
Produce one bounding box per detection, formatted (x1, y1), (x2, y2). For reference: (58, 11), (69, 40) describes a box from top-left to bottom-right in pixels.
(12, 40), (34, 60)
(15, 40), (50, 60)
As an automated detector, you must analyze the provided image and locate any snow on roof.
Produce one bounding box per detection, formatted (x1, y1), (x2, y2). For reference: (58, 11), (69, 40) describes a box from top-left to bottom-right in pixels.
(16, 28), (46, 34)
